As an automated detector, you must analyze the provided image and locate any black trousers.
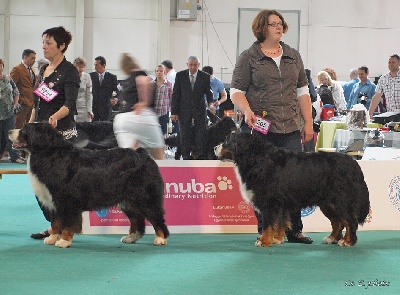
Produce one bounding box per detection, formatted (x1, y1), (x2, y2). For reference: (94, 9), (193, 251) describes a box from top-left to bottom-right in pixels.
(180, 118), (207, 159)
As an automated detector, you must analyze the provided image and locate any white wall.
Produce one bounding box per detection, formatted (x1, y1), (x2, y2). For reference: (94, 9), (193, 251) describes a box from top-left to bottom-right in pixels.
(1, 0), (399, 83)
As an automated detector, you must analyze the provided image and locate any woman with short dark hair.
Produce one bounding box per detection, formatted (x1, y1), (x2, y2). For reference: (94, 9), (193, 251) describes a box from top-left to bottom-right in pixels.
(230, 9), (314, 245)
(29, 26), (80, 240)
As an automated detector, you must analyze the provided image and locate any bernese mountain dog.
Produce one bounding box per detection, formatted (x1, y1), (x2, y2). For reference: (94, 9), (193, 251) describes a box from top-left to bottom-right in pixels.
(215, 131), (370, 247)
(9, 123), (169, 248)
(165, 116), (237, 159)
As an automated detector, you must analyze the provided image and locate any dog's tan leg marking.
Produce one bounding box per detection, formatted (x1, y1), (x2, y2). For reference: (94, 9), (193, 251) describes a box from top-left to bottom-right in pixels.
(55, 229), (74, 248)
(273, 227), (286, 245)
(338, 220), (353, 247)
(43, 220), (61, 245)
(153, 229), (167, 246)
(323, 219), (343, 244)
(255, 226), (274, 247)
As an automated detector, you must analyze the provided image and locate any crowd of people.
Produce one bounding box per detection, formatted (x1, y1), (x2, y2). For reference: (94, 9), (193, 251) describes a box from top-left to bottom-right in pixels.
(1, 10), (399, 244)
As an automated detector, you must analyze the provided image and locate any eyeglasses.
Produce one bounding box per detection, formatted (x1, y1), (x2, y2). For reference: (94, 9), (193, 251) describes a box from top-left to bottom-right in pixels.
(267, 22), (284, 28)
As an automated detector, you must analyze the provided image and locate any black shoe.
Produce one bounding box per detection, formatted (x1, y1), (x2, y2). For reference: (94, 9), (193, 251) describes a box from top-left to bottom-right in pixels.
(30, 229), (50, 240)
(287, 234), (313, 244)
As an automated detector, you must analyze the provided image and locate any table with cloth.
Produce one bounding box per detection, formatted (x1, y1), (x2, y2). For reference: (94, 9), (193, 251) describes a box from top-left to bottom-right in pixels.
(333, 129), (400, 149)
(314, 121), (380, 151)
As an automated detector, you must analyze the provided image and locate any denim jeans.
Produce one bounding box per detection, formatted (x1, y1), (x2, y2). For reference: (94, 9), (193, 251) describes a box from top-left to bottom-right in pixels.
(158, 113), (169, 135)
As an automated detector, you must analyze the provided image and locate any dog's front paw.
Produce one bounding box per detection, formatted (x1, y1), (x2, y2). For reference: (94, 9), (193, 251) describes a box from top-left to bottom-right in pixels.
(255, 239), (272, 247)
(273, 237), (284, 245)
(43, 234), (59, 245)
(153, 236), (167, 246)
(121, 233), (142, 244)
(322, 236), (336, 244)
(337, 239), (352, 247)
(55, 239), (72, 248)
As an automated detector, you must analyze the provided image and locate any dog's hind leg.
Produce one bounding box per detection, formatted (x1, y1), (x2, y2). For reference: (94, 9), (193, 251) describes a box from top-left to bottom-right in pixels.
(322, 218), (344, 244)
(146, 214), (169, 246)
(120, 210), (145, 244)
(338, 217), (358, 247)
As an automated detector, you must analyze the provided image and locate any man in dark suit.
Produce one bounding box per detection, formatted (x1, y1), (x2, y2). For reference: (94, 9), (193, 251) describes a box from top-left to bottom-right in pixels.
(171, 56), (214, 159)
(90, 56), (118, 121)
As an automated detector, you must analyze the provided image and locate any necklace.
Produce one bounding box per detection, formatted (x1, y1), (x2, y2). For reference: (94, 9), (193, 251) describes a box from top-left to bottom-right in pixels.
(260, 44), (281, 55)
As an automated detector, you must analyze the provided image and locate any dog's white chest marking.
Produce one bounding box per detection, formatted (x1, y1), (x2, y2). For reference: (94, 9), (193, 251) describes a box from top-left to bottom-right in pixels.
(28, 162), (55, 211)
(234, 166), (255, 204)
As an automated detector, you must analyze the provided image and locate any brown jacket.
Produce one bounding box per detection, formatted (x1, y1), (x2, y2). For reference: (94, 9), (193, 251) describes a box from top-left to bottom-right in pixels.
(231, 41), (308, 134)
(10, 63), (36, 107)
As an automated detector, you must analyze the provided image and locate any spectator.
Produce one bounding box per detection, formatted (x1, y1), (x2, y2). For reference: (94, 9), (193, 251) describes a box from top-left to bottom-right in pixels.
(10, 49), (36, 129)
(113, 53), (165, 160)
(317, 70), (346, 112)
(202, 65), (227, 118)
(230, 9), (313, 244)
(90, 56), (118, 121)
(37, 58), (49, 73)
(347, 66), (376, 110)
(73, 57), (93, 122)
(369, 54), (400, 117)
(154, 64), (173, 135)
(304, 68), (317, 152)
(161, 60), (176, 88)
(29, 26), (80, 240)
(323, 67), (339, 82)
(170, 56), (213, 160)
(341, 68), (359, 106)
(0, 58), (20, 162)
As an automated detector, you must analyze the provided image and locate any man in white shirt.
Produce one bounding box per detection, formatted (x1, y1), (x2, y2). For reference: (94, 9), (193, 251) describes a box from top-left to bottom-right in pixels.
(161, 60), (176, 88)
(369, 54), (400, 117)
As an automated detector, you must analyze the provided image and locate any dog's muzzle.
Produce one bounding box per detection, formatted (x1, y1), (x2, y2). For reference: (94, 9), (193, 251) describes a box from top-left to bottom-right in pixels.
(8, 129), (24, 149)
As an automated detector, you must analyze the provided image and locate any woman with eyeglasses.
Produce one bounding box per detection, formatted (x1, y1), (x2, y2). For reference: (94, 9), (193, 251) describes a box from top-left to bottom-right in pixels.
(230, 9), (314, 245)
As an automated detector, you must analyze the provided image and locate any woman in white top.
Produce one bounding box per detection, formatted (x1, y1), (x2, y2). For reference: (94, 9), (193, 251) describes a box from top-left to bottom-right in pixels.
(73, 57), (93, 122)
(316, 70), (346, 112)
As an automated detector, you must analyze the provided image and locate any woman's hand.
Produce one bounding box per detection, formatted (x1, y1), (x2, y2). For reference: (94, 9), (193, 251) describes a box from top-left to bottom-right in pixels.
(48, 116), (57, 128)
(132, 101), (147, 115)
(243, 108), (257, 127)
(302, 121), (314, 142)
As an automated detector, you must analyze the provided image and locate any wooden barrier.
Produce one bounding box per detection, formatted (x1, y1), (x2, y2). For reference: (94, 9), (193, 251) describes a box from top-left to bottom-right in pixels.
(0, 169), (27, 180)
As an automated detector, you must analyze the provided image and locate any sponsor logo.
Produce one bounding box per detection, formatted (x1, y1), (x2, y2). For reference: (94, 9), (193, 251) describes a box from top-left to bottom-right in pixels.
(96, 208), (108, 218)
(164, 176), (234, 200)
(388, 176), (400, 212)
(301, 205), (317, 217)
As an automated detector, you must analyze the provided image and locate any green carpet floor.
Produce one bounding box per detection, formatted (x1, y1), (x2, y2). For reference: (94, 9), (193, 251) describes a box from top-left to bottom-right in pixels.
(1, 164), (399, 294)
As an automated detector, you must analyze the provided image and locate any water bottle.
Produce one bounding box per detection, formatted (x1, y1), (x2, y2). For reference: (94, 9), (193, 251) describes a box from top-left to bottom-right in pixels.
(168, 117), (173, 134)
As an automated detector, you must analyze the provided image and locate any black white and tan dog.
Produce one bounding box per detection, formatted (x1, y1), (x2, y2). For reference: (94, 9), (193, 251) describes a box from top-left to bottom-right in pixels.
(165, 115), (238, 159)
(214, 132), (370, 247)
(9, 122), (169, 248)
